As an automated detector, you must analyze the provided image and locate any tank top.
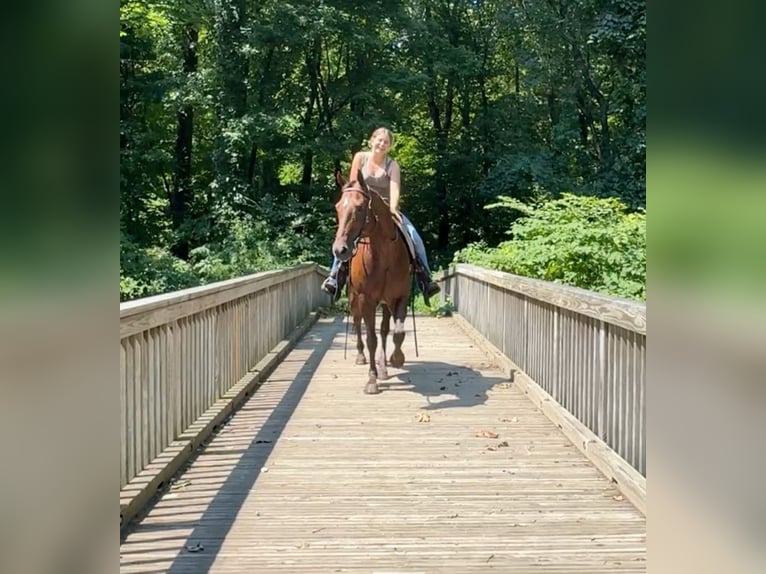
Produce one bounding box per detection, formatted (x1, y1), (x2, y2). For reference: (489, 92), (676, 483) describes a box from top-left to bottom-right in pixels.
(360, 152), (393, 204)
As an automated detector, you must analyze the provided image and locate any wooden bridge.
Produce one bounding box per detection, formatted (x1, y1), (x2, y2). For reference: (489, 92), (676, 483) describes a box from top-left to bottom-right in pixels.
(119, 263), (646, 572)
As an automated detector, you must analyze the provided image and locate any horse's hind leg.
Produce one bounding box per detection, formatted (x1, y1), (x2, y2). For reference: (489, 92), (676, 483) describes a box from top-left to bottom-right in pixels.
(389, 297), (408, 368)
(376, 305), (390, 381)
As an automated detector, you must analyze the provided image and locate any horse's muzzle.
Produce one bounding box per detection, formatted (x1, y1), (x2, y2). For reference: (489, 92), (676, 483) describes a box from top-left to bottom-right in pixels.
(332, 239), (353, 262)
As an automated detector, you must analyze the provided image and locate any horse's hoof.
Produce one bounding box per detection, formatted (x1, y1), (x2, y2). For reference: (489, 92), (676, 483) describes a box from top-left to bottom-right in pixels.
(355, 354), (367, 365)
(364, 382), (380, 394)
(390, 350), (405, 368)
(376, 355), (388, 380)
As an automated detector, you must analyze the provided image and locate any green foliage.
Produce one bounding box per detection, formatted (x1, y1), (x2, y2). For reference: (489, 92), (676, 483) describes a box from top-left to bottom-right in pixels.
(454, 194), (645, 301)
(120, 0), (645, 301)
(120, 235), (198, 301)
(119, 203), (334, 300)
(318, 291), (455, 320)
(410, 293), (456, 317)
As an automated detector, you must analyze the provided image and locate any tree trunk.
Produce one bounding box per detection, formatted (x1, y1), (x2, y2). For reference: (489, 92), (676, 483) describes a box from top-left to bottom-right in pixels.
(301, 149), (313, 191)
(428, 74), (454, 253)
(170, 24), (198, 260)
(214, 0), (249, 199)
(299, 40), (320, 201)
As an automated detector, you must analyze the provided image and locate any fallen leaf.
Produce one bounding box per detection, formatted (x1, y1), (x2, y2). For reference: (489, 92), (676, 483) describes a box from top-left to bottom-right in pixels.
(417, 412), (431, 423)
(171, 479), (192, 490)
(493, 382), (513, 390)
(612, 494), (625, 502)
(186, 543), (204, 552)
(475, 430), (499, 439)
(497, 440), (509, 448)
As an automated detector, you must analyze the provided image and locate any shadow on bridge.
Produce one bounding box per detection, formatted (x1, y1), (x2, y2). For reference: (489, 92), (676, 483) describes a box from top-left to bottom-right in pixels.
(375, 360), (509, 411)
(121, 316), (513, 573)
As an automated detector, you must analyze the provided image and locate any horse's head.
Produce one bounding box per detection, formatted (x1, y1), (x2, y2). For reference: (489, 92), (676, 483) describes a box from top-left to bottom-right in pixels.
(332, 171), (371, 262)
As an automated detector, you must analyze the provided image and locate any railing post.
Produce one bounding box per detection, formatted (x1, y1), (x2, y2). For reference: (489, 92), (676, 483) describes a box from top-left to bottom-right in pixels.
(553, 306), (560, 407)
(523, 297), (529, 371)
(597, 320), (606, 442)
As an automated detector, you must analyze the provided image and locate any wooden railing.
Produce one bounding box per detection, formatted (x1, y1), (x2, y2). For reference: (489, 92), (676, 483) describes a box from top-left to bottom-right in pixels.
(119, 263), (326, 492)
(437, 264), (646, 476)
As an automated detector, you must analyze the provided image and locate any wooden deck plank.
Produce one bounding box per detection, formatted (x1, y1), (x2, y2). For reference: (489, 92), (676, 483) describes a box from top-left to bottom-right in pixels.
(120, 316), (646, 573)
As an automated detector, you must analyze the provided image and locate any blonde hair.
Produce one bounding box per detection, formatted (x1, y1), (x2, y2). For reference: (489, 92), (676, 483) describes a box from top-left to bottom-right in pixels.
(368, 127), (394, 149)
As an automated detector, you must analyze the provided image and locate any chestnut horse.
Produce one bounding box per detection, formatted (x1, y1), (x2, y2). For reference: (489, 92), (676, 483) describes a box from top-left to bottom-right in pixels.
(331, 170), (412, 394)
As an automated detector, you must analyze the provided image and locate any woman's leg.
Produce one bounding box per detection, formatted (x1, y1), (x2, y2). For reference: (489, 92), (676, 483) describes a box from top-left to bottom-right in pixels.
(398, 213), (440, 303)
(399, 213), (431, 274)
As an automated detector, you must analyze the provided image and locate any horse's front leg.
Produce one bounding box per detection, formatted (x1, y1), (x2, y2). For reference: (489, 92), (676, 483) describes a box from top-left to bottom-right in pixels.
(389, 297), (408, 368)
(376, 305), (391, 381)
(362, 302), (379, 394)
(351, 292), (366, 365)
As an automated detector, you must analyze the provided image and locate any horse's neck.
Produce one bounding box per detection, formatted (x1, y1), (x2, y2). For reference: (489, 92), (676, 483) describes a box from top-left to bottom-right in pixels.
(367, 195), (396, 239)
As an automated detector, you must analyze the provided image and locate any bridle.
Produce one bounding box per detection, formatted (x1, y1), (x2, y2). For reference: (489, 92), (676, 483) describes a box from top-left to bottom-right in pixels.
(339, 184), (375, 248)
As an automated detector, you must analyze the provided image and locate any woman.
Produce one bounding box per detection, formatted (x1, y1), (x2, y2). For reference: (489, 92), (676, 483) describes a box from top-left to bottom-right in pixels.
(321, 127), (441, 305)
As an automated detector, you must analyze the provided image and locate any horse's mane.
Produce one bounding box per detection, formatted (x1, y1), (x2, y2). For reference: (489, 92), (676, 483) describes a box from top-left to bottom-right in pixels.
(343, 180), (383, 204)
(342, 179), (366, 192)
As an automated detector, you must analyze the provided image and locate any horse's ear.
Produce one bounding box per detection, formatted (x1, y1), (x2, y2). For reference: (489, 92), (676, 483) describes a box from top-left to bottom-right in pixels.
(334, 169), (346, 188)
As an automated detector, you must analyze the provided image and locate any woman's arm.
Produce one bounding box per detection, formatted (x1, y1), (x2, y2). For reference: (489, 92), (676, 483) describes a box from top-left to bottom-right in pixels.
(389, 161), (401, 213)
(348, 152), (364, 182)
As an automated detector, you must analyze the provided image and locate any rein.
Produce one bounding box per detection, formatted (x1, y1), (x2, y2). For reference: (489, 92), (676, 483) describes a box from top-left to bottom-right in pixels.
(340, 185), (398, 249)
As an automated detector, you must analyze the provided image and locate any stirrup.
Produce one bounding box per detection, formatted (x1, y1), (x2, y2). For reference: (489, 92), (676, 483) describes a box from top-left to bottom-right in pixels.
(321, 275), (337, 297)
(420, 281), (440, 307)
(426, 281), (440, 297)
(415, 266), (439, 306)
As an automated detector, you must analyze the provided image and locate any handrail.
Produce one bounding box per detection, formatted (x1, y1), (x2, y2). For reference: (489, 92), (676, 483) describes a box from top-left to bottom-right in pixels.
(119, 263), (327, 496)
(438, 264), (645, 334)
(121, 264), (318, 337)
(436, 264), (646, 476)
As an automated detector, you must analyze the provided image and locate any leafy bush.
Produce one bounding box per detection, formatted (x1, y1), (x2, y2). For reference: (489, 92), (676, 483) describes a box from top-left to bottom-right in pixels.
(453, 193), (645, 301)
(119, 205), (334, 302)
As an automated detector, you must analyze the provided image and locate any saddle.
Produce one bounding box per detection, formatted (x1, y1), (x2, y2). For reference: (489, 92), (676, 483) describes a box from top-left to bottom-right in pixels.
(331, 212), (425, 303)
(391, 212), (418, 266)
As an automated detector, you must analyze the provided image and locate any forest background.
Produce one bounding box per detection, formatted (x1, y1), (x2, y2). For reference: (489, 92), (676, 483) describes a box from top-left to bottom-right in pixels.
(120, 0), (645, 302)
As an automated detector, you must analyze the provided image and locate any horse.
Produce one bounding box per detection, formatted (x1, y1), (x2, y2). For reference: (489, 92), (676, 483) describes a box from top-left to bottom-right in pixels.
(331, 170), (412, 394)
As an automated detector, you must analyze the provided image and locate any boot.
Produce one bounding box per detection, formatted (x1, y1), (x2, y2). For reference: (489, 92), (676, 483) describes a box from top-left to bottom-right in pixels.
(321, 261), (349, 302)
(416, 265), (440, 307)
(320, 274), (337, 297)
